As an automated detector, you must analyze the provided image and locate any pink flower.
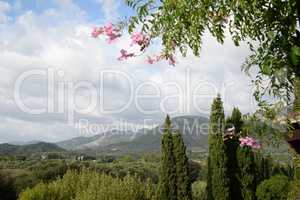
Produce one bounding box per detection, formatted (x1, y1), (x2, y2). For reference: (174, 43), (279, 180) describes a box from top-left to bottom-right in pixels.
(118, 49), (135, 61)
(147, 56), (156, 64)
(131, 32), (145, 45)
(239, 136), (261, 149)
(102, 23), (121, 43)
(91, 27), (104, 38)
(107, 32), (121, 44)
(91, 23), (121, 43)
(104, 23), (115, 35)
(131, 32), (149, 47)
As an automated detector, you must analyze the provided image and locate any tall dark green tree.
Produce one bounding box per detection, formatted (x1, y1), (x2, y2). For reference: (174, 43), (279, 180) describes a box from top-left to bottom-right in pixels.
(226, 107), (244, 133)
(207, 95), (230, 200)
(158, 115), (177, 200)
(173, 131), (192, 200)
(224, 108), (243, 200)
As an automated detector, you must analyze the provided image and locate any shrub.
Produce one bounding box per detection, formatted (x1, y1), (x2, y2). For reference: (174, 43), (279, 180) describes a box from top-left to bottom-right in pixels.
(256, 175), (290, 200)
(31, 161), (68, 181)
(19, 170), (156, 200)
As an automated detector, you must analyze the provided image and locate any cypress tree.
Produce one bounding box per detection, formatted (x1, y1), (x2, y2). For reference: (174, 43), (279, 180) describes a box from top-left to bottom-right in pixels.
(225, 108), (242, 200)
(206, 95), (230, 200)
(225, 107), (244, 133)
(224, 136), (241, 200)
(173, 131), (192, 200)
(158, 115), (177, 200)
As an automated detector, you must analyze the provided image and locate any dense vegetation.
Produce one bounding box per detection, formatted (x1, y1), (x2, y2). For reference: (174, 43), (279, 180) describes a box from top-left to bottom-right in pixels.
(0, 151), (205, 200)
(19, 170), (155, 200)
(0, 99), (299, 200)
(206, 96), (300, 200)
(0, 143), (65, 156)
(256, 175), (290, 200)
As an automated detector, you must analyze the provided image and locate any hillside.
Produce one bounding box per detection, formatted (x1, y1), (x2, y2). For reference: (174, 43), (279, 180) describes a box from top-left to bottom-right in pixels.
(57, 130), (136, 150)
(101, 115), (209, 153)
(57, 115), (209, 154)
(0, 142), (66, 155)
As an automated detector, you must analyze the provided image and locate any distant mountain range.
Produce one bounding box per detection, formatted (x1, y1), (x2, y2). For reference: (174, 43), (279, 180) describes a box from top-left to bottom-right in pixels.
(8, 140), (45, 146)
(0, 115), (209, 155)
(0, 142), (65, 155)
(56, 115), (209, 153)
(56, 130), (136, 150)
(0, 115), (292, 157)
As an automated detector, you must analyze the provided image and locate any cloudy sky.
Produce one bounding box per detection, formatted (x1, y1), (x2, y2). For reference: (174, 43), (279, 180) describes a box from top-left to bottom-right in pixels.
(0, 0), (257, 143)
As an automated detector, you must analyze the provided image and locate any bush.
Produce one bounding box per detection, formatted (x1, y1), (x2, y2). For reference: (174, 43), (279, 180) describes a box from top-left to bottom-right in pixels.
(19, 170), (156, 200)
(31, 161), (68, 181)
(256, 175), (290, 200)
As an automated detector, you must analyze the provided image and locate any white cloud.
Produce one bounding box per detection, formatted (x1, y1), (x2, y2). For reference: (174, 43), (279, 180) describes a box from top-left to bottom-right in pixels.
(0, 1), (256, 143)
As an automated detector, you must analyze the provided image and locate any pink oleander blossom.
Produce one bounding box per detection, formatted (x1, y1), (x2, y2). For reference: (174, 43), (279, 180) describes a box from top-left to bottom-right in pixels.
(92, 23), (121, 43)
(106, 32), (121, 43)
(239, 136), (261, 149)
(91, 27), (104, 38)
(92, 24), (178, 65)
(104, 23), (115, 35)
(131, 32), (149, 47)
(118, 49), (135, 61)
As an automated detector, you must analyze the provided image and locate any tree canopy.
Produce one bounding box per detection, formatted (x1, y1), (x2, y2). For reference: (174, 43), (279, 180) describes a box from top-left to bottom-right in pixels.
(124, 0), (300, 105)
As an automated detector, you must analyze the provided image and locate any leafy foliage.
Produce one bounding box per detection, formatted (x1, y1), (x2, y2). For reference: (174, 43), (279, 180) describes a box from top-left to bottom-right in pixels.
(226, 107), (244, 133)
(0, 169), (39, 200)
(256, 175), (290, 200)
(158, 115), (177, 200)
(158, 115), (193, 200)
(206, 95), (230, 200)
(0, 142), (65, 156)
(124, 0), (299, 105)
(173, 132), (192, 200)
(19, 170), (156, 200)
